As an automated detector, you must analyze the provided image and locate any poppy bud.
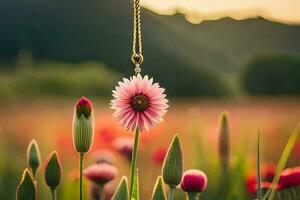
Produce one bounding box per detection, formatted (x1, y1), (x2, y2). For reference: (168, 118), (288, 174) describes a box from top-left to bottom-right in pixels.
(26, 139), (41, 178)
(44, 151), (62, 190)
(73, 97), (94, 154)
(162, 135), (183, 188)
(151, 176), (167, 200)
(181, 169), (208, 193)
(16, 169), (36, 200)
(112, 176), (129, 200)
(218, 112), (230, 170)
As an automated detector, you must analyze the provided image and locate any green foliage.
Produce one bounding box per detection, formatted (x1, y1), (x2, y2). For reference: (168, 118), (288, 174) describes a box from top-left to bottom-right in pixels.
(151, 176), (167, 200)
(242, 54), (300, 95)
(0, 61), (121, 99)
(112, 177), (129, 200)
(16, 169), (36, 200)
(26, 139), (41, 178)
(162, 135), (183, 188)
(45, 151), (62, 190)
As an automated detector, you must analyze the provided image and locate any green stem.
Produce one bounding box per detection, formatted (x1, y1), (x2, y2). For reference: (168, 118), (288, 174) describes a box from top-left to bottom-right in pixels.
(99, 184), (105, 200)
(130, 128), (140, 198)
(187, 192), (199, 200)
(168, 187), (175, 200)
(51, 189), (57, 200)
(80, 153), (84, 200)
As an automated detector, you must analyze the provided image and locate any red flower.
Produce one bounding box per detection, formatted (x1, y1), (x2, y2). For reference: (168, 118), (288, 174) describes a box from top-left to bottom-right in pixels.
(181, 169), (208, 193)
(279, 167), (300, 189)
(151, 147), (167, 166)
(245, 163), (276, 194)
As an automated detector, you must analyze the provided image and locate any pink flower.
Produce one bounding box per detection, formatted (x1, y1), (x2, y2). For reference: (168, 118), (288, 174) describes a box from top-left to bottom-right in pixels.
(83, 163), (118, 185)
(113, 137), (133, 161)
(181, 169), (208, 193)
(111, 74), (168, 132)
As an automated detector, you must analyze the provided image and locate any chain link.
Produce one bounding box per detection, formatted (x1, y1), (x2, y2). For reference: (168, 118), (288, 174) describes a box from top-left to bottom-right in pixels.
(132, 0), (143, 74)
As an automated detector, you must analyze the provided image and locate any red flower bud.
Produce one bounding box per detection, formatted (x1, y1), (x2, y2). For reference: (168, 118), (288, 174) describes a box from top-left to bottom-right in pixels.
(76, 97), (93, 118)
(181, 169), (207, 193)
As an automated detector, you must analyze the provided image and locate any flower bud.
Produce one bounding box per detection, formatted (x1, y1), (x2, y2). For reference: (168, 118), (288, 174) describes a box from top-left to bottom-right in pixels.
(162, 135), (183, 188)
(26, 139), (41, 178)
(151, 176), (167, 200)
(112, 176), (129, 200)
(16, 169), (36, 200)
(181, 169), (208, 193)
(44, 151), (62, 190)
(218, 112), (230, 170)
(73, 97), (94, 154)
(83, 163), (118, 185)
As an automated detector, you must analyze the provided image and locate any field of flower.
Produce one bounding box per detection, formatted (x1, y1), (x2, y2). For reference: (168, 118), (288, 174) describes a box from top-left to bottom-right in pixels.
(0, 97), (299, 199)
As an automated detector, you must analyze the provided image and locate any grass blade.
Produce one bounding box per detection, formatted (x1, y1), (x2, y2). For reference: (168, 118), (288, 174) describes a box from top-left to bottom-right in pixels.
(257, 130), (262, 200)
(263, 124), (299, 200)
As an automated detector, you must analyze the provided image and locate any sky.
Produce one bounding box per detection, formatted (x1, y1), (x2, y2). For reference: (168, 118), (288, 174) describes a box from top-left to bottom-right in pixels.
(141, 0), (300, 24)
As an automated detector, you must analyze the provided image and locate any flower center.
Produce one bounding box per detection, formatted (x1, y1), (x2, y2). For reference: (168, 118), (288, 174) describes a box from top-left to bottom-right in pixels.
(131, 95), (149, 112)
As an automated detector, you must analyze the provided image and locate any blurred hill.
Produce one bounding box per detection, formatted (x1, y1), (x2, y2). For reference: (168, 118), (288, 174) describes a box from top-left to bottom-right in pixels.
(0, 0), (300, 96)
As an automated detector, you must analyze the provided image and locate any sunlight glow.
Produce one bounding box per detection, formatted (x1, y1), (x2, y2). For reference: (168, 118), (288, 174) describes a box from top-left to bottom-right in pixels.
(141, 0), (300, 24)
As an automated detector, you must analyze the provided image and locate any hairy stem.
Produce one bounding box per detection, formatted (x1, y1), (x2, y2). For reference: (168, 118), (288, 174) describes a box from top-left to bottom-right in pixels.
(188, 192), (199, 200)
(99, 184), (105, 200)
(80, 153), (84, 200)
(168, 187), (175, 200)
(51, 189), (57, 200)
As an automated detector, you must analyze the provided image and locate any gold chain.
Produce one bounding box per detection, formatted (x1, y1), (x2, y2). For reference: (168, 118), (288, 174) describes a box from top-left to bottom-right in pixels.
(131, 0), (143, 74)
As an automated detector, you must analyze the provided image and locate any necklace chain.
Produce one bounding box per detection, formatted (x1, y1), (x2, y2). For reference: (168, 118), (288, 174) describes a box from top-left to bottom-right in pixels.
(131, 0), (143, 74)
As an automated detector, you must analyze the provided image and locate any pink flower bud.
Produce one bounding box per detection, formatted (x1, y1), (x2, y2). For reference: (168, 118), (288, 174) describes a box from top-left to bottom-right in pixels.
(181, 169), (207, 193)
(83, 163), (118, 185)
(76, 97), (93, 118)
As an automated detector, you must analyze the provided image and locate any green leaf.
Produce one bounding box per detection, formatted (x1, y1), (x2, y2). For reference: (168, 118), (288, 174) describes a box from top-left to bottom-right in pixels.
(151, 176), (167, 200)
(131, 169), (139, 200)
(263, 124), (300, 200)
(16, 169), (36, 200)
(162, 134), (183, 187)
(112, 176), (129, 200)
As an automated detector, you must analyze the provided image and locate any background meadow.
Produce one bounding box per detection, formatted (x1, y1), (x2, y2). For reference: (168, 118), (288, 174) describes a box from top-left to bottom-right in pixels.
(0, 0), (300, 199)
